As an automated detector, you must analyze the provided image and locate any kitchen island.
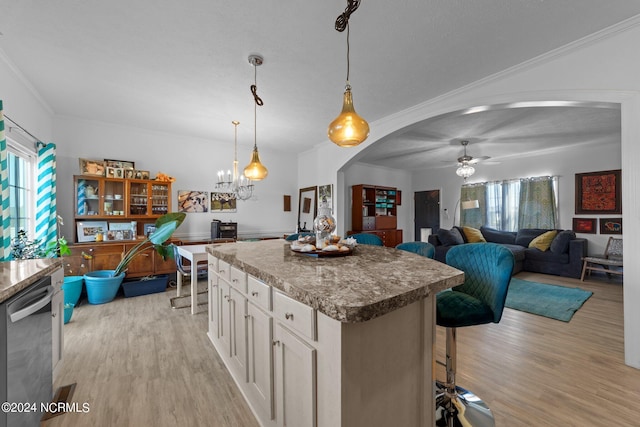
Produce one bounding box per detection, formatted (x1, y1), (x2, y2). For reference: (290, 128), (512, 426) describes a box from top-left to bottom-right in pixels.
(207, 239), (464, 427)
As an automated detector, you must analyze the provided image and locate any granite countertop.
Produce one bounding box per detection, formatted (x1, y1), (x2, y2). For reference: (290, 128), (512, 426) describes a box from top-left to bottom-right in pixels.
(208, 239), (464, 323)
(0, 258), (63, 303)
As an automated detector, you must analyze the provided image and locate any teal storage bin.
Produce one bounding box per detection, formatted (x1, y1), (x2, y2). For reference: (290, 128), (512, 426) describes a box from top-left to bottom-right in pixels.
(84, 270), (125, 304)
(62, 276), (83, 306)
(64, 303), (74, 324)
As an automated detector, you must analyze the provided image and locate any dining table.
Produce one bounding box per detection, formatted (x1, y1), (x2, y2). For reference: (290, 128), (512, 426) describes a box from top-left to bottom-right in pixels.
(175, 244), (209, 314)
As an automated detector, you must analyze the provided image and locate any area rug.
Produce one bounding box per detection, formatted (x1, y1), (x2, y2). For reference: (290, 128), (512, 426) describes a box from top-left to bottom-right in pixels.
(505, 277), (593, 322)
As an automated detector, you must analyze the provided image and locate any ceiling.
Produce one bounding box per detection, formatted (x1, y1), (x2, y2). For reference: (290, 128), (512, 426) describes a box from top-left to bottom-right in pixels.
(0, 1), (636, 166)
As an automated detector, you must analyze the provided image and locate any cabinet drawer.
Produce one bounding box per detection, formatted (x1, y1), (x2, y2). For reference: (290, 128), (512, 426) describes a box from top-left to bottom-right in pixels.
(229, 266), (247, 293)
(218, 259), (231, 282)
(274, 291), (316, 341)
(247, 275), (271, 312)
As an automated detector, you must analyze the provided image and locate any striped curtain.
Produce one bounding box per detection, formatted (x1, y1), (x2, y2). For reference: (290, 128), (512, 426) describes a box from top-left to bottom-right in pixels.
(35, 142), (57, 249)
(0, 101), (10, 261)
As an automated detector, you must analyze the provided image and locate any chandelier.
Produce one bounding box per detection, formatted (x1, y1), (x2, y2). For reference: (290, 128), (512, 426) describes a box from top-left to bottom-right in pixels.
(327, 0), (369, 147)
(216, 120), (254, 200)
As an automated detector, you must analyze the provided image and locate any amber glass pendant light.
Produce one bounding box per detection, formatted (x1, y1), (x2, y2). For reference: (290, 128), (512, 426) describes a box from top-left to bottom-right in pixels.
(243, 54), (268, 181)
(328, 0), (369, 147)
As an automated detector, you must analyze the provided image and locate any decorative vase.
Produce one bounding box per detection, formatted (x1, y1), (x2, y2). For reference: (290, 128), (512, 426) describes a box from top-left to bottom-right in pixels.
(314, 206), (336, 249)
(83, 270), (125, 305)
(62, 276), (83, 306)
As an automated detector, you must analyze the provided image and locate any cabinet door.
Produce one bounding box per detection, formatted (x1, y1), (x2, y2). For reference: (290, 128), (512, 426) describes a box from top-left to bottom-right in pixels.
(229, 287), (248, 382)
(64, 246), (91, 276)
(74, 176), (125, 217)
(220, 282), (231, 355)
(86, 244), (125, 271)
(208, 273), (220, 341)
(51, 268), (64, 378)
(247, 302), (274, 421)
(128, 180), (150, 216)
(153, 249), (177, 275)
(124, 243), (154, 277)
(274, 324), (316, 427)
(150, 182), (171, 216)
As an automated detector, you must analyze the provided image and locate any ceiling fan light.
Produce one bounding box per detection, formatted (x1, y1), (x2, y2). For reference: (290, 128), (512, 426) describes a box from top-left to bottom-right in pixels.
(243, 147), (268, 181)
(456, 163), (475, 179)
(328, 87), (370, 147)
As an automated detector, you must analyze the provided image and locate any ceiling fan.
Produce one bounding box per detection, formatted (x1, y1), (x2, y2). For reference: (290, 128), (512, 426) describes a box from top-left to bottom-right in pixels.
(454, 140), (490, 180)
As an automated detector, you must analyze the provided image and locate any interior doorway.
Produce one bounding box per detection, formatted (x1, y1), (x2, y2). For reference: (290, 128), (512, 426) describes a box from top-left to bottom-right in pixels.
(414, 190), (440, 241)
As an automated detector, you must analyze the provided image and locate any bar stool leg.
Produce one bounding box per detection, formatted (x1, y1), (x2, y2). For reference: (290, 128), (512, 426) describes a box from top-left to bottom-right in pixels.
(435, 327), (496, 427)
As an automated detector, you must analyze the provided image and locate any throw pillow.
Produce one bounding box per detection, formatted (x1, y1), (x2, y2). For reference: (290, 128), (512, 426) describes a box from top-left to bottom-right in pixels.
(437, 228), (465, 246)
(550, 230), (575, 254)
(528, 230), (558, 251)
(462, 226), (486, 243)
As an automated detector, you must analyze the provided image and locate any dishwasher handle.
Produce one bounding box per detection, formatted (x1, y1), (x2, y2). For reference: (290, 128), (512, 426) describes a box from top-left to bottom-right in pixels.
(9, 285), (55, 323)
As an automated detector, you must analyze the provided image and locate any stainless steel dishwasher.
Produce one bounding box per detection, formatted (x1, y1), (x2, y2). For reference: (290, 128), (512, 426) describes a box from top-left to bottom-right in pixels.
(1, 275), (54, 427)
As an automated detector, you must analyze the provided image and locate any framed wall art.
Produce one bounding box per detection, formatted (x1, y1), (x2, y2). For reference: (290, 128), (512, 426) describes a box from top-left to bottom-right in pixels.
(211, 192), (237, 212)
(318, 184), (333, 210)
(104, 159), (135, 170)
(178, 190), (209, 213)
(79, 158), (105, 176)
(76, 221), (108, 242)
(600, 218), (622, 235)
(575, 169), (621, 214)
(572, 218), (597, 234)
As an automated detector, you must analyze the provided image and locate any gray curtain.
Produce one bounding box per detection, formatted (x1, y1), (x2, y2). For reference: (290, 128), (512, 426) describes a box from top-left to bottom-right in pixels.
(518, 176), (557, 229)
(460, 184), (486, 228)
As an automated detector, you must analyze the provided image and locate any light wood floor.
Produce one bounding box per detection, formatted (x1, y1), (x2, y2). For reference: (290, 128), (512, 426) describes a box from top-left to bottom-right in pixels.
(44, 272), (637, 426)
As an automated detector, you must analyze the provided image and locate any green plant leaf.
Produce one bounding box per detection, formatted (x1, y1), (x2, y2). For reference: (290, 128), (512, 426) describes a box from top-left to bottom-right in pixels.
(155, 212), (186, 229)
(149, 221), (178, 245)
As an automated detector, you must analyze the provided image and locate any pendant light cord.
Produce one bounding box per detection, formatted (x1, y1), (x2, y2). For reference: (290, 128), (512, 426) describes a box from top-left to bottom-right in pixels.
(251, 62), (263, 149)
(335, 0), (360, 86)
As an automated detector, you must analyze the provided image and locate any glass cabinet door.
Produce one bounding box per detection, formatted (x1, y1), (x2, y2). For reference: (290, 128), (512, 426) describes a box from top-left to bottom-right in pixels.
(103, 179), (126, 217)
(128, 181), (149, 216)
(151, 183), (170, 215)
(76, 177), (101, 217)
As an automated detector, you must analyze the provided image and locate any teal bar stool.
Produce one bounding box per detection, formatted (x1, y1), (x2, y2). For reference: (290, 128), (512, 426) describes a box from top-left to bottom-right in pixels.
(350, 233), (384, 246)
(436, 243), (515, 427)
(395, 241), (435, 259)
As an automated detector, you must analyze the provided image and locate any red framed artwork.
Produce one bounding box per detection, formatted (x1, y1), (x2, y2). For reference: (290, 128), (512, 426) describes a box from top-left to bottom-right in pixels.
(573, 218), (597, 234)
(575, 169), (621, 214)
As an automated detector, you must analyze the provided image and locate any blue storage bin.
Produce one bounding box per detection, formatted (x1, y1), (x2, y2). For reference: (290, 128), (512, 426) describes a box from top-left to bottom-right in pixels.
(64, 303), (74, 324)
(122, 275), (168, 298)
(62, 276), (83, 306)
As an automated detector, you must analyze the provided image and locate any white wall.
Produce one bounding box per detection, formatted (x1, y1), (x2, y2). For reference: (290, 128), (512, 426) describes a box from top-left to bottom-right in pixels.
(0, 49), (53, 141)
(413, 142), (621, 256)
(302, 18), (640, 367)
(53, 116), (299, 240)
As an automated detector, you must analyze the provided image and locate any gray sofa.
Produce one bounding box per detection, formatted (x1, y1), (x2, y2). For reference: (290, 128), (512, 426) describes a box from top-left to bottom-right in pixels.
(428, 226), (588, 278)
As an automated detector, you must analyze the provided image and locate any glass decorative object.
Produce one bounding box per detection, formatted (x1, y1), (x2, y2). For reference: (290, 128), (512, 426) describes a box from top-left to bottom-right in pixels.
(314, 206), (336, 249)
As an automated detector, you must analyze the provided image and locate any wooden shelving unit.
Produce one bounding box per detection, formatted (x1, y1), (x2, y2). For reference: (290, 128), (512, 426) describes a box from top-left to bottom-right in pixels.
(350, 184), (403, 247)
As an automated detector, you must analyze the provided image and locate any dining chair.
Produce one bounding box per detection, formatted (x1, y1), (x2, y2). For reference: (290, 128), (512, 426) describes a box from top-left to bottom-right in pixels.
(349, 233), (384, 246)
(395, 241), (435, 259)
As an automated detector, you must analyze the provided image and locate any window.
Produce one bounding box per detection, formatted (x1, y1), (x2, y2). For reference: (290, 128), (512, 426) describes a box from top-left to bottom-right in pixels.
(461, 176), (558, 231)
(6, 138), (37, 238)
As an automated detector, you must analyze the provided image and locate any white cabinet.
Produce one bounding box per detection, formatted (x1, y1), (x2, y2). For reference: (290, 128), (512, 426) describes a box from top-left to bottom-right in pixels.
(229, 286), (248, 381)
(274, 323), (317, 427)
(208, 254), (318, 427)
(50, 268), (64, 379)
(207, 270), (220, 341)
(247, 301), (274, 421)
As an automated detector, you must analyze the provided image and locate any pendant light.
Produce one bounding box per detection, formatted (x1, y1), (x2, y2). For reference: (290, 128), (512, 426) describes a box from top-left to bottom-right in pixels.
(215, 120), (254, 200)
(243, 54), (268, 181)
(327, 0), (369, 147)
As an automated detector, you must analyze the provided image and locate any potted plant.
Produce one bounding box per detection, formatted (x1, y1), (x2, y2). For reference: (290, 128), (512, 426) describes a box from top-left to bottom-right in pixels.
(83, 212), (186, 304)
